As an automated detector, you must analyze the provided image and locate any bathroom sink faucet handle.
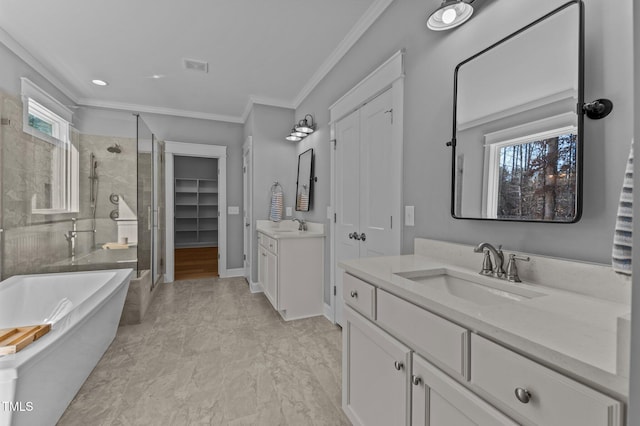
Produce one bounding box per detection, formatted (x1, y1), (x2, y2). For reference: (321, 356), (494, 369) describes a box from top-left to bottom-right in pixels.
(506, 254), (530, 283)
(480, 250), (493, 276)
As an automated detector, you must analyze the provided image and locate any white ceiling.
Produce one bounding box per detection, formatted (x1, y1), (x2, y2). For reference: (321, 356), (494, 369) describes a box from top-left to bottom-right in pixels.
(0, 0), (383, 122)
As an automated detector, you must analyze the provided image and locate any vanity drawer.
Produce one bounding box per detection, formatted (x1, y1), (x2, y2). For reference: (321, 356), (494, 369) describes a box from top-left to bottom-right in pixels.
(377, 289), (469, 380)
(471, 334), (622, 426)
(258, 233), (278, 254)
(343, 273), (376, 320)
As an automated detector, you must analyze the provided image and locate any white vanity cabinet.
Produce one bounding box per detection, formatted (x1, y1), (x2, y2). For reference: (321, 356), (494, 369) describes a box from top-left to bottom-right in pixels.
(341, 272), (624, 426)
(257, 234), (278, 307)
(256, 230), (324, 320)
(411, 353), (517, 426)
(343, 307), (411, 426)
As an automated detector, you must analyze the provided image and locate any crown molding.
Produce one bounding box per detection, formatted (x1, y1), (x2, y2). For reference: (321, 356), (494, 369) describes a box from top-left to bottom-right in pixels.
(292, 0), (395, 108)
(78, 98), (245, 123)
(0, 27), (80, 103)
(241, 95), (295, 123)
(1, 0), (394, 125)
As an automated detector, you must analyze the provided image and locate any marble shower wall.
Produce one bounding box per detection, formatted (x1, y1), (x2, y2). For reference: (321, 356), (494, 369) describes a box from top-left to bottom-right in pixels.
(1, 91), (76, 278)
(78, 133), (137, 248)
(0, 89), (139, 278)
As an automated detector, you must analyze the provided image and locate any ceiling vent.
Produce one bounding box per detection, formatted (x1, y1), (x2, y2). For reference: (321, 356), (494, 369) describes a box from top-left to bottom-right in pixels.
(183, 58), (209, 73)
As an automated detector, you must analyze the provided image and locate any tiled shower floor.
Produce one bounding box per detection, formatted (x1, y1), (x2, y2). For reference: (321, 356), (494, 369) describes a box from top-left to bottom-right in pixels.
(58, 277), (350, 425)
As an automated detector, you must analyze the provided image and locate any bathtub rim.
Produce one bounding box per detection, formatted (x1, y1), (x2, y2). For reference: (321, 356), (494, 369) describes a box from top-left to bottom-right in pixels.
(0, 268), (133, 380)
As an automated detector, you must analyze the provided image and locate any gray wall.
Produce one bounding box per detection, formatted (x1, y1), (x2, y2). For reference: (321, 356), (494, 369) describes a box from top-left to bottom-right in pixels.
(0, 42), (75, 110)
(297, 0), (633, 268)
(141, 113), (245, 270)
(174, 155), (217, 180)
(75, 107), (136, 138)
(244, 104), (297, 282)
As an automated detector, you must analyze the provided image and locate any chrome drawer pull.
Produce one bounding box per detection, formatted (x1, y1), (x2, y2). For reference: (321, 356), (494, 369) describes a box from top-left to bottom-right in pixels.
(515, 387), (532, 404)
(394, 361), (404, 371)
(350, 290), (358, 298)
(411, 375), (422, 386)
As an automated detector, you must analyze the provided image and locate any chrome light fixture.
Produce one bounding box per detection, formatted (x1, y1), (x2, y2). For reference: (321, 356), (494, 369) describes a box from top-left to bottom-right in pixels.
(286, 127), (302, 142)
(427, 0), (474, 31)
(295, 114), (315, 134)
(285, 114), (316, 142)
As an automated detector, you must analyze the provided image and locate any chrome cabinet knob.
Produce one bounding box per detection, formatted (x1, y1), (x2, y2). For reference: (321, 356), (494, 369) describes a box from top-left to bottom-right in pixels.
(515, 387), (532, 404)
(350, 290), (358, 298)
(394, 361), (404, 371)
(411, 375), (422, 386)
(360, 232), (366, 241)
(348, 232), (355, 239)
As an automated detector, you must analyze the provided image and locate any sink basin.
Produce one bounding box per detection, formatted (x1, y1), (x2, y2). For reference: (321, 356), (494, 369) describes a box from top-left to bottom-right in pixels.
(394, 269), (545, 306)
(272, 230), (295, 233)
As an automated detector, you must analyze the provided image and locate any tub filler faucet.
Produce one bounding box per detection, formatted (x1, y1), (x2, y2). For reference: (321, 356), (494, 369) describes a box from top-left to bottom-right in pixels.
(64, 218), (96, 260)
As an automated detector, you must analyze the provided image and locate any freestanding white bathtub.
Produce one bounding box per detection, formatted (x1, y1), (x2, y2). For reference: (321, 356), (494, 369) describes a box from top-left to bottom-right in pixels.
(0, 269), (133, 426)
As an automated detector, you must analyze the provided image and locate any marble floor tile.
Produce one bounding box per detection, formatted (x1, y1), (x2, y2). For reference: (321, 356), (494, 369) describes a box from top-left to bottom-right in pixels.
(58, 277), (348, 426)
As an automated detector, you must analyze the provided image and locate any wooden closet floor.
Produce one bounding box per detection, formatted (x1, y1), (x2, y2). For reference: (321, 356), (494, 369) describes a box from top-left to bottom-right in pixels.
(175, 247), (218, 280)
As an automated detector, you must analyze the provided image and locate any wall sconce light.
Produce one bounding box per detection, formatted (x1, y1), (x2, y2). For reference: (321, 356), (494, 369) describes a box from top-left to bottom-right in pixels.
(427, 0), (474, 31)
(285, 114), (316, 142)
(286, 126), (302, 142)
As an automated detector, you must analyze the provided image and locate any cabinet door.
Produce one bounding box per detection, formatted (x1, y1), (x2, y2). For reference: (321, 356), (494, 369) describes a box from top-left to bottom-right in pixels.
(258, 245), (267, 288)
(264, 250), (278, 310)
(411, 354), (517, 426)
(343, 307), (410, 426)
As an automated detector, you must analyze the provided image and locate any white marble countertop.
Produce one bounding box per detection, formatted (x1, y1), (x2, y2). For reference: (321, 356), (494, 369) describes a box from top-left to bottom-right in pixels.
(339, 253), (630, 401)
(256, 220), (325, 239)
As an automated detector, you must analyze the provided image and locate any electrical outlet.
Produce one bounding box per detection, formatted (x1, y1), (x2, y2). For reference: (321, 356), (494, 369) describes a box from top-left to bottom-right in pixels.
(405, 206), (415, 227)
(286, 206), (292, 217)
(228, 206), (239, 215)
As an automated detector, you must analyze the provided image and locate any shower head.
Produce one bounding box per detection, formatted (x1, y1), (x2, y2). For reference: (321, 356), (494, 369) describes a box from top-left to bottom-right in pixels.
(107, 144), (122, 154)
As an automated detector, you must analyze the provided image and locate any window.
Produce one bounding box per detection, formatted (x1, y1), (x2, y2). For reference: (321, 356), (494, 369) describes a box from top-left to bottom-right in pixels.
(21, 78), (78, 214)
(485, 126), (577, 221)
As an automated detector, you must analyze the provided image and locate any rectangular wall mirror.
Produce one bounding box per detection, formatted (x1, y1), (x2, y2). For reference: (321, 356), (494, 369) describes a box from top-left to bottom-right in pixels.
(295, 148), (314, 212)
(451, 0), (583, 222)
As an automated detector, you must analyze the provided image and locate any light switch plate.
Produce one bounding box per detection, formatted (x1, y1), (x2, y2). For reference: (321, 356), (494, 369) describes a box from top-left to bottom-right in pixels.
(405, 206), (415, 227)
(228, 206), (239, 215)
(286, 206), (292, 217)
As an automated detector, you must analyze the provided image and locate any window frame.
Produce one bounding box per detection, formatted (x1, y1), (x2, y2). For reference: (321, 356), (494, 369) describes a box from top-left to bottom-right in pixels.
(484, 124), (578, 219)
(21, 78), (78, 214)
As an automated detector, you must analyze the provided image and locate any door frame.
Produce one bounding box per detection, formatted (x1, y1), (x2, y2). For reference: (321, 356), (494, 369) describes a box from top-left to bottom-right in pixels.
(329, 50), (405, 324)
(243, 136), (259, 291)
(164, 141), (227, 282)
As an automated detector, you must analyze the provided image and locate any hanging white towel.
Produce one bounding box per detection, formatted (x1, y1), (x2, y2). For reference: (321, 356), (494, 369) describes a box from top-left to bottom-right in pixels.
(612, 139), (633, 276)
(270, 191), (283, 222)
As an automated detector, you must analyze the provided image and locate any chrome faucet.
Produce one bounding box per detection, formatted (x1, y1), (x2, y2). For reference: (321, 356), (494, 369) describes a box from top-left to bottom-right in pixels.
(292, 218), (307, 231)
(473, 242), (506, 278)
(64, 218), (96, 260)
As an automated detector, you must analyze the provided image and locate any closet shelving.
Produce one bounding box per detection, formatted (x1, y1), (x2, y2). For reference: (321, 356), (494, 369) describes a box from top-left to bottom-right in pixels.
(175, 178), (218, 247)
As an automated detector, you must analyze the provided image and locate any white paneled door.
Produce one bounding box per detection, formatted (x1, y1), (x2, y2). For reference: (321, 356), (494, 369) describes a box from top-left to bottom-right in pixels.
(335, 88), (399, 326)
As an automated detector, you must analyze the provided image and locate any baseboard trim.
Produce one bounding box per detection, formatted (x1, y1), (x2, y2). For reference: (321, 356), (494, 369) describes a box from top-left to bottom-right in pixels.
(249, 280), (263, 294)
(324, 303), (334, 323)
(221, 268), (245, 278)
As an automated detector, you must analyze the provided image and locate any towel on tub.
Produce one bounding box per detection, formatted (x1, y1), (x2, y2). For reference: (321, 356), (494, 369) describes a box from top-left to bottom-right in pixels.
(612, 139), (633, 276)
(44, 298), (73, 329)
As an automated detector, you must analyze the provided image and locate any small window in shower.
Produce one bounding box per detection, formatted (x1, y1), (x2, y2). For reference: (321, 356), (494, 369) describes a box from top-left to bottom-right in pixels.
(21, 78), (79, 214)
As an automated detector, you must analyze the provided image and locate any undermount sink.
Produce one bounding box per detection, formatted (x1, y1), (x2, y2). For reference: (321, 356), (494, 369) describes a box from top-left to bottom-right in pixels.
(394, 268), (546, 306)
(272, 230), (295, 233)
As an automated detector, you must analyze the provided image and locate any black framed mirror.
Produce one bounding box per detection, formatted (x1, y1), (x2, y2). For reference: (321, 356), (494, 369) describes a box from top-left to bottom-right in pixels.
(450, 1), (584, 222)
(295, 148), (314, 212)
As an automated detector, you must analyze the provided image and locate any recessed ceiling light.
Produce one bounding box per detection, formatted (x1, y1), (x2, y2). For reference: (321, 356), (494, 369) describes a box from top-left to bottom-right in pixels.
(91, 79), (108, 86)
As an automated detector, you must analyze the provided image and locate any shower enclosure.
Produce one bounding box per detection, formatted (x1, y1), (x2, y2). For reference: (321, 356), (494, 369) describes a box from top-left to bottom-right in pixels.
(0, 89), (163, 282)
